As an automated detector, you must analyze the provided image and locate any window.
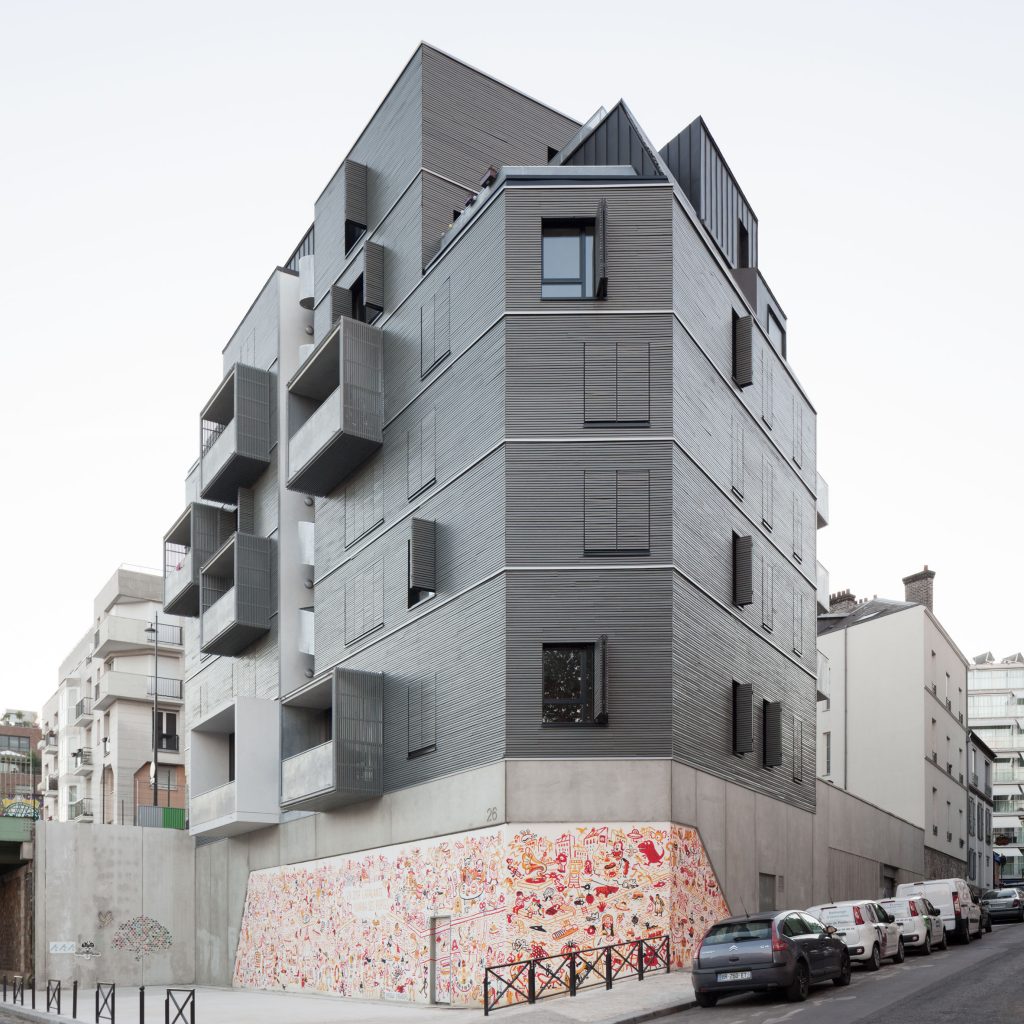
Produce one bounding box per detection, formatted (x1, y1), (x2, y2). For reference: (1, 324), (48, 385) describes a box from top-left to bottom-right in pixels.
(767, 308), (786, 358)
(228, 732), (235, 783)
(781, 914), (809, 937)
(733, 681), (754, 754)
(763, 700), (782, 768)
(153, 711), (178, 751)
(584, 470), (650, 553)
(823, 731), (832, 775)
(408, 518), (436, 607)
(731, 415), (745, 498)
(542, 222), (595, 298)
(584, 342), (650, 423)
(421, 277), (451, 377)
(761, 558), (775, 632)
(732, 313), (754, 389)
(733, 533), (754, 607)
(408, 676), (437, 757)
(736, 220), (750, 268)
(792, 492), (803, 562)
(793, 717), (804, 782)
(407, 408), (437, 498)
(761, 455), (774, 530)
(542, 642), (606, 725)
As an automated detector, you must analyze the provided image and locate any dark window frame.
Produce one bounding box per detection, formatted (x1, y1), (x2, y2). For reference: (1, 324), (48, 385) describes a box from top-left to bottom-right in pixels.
(541, 219), (596, 300)
(541, 642), (598, 726)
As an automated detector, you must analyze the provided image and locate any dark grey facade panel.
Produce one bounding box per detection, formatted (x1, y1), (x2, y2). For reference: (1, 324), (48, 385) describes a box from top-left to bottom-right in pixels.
(506, 185), (673, 312)
(507, 313), (670, 436)
(506, 442), (670, 567)
(420, 45), (579, 193)
(733, 533), (754, 607)
(763, 700), (783, 768)
(733, 314), (754, 389)
(733, 681), (754, 754)
(505, 568), (673, 758)
(363, 240), (385, 314)
(408, 517), (437, 597)
(563, 103), (660, 177)
(672, 575), (815, 812)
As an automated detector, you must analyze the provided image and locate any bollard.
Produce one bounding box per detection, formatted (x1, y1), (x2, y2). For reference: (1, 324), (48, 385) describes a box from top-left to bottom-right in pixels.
(483, 973), (489, 1017)
(527, 961), (536, 1004)
(605, 946), (613, 990)
(638, 938), (645, 981)
(31, 978), (35, 1009)
(3, 974), (6, 1002)
(139, 985), (145, 1024)
(73, 978), (78, 1018)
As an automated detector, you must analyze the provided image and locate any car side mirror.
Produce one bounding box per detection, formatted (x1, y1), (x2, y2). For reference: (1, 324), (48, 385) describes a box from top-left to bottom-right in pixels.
(825, 925), (837, 936)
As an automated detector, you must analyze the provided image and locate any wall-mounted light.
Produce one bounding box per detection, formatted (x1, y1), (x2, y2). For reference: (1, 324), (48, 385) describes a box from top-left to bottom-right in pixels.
(304, 325), (314, 336)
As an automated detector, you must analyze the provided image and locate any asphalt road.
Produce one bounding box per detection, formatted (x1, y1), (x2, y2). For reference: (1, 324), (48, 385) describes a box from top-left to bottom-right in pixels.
(667, 921), (1024, 1024)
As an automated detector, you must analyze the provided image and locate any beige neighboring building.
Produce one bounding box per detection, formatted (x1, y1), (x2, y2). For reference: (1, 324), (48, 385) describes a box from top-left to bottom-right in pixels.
(40, 566), (186, 826)
(817, 567), (970, 881)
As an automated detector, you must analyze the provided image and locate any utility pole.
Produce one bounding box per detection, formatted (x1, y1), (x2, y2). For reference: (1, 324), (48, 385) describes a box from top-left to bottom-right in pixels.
(144, 617), (159, 806)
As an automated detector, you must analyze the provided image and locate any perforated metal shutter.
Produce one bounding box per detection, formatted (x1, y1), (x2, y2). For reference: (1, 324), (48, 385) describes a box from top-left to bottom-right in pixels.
(731, 415), (745, 498)
(762, 558), (774, 631)
(761, 455), (774, 530)
(595, 198), (608, 298)
(733, 314), (754, 388)
(343, 160), (368, 231)
(733, 533), (753, 606)
(364, 241), (384, 314)
(331, 285), (352, 329)
(584, 343), (617, 422)
(616, 470), (650, 551)
(616, 342), (650, 423)
(763, 701), (783, 767)
(733, 681), (754, 753)
(584, 470), (617, 551)
(407, 675), (437, 756)
(792, 717), (804, 782)
(409, 518), (436, 597)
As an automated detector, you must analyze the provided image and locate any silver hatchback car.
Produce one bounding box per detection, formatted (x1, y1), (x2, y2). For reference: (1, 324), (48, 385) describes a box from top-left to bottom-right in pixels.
(692, 910), (852, 1007)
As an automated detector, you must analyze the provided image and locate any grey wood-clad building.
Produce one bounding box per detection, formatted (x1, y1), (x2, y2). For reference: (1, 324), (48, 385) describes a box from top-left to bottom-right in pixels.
(160, 45), (893, 999)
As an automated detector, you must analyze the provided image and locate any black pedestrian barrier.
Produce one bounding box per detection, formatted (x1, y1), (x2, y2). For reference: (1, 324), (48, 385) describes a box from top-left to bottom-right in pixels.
(73, 978), (79, 1018)
(31, 976), (36, 1009)
(484, 934), (670, 1014)
(96, 982), (115, 1024)
(139, 985), (145, 1024)
(47, 978), (61, 1014)
(12, 976), (24, 1005)
(2, 974), (6, 1002)
(165, 988), (195, 1024)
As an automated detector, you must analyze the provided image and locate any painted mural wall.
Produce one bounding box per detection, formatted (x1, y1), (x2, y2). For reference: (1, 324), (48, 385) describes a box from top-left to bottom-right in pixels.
(233, 821), (728, 1006)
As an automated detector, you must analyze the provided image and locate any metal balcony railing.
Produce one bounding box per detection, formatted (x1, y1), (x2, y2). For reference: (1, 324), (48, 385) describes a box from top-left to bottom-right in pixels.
(147, 677), (183, 700)
(72, 748), (93, 769)
(156, 734), (180, 753)
(69, 797), (93, 819)
(75, 697), (92, 720)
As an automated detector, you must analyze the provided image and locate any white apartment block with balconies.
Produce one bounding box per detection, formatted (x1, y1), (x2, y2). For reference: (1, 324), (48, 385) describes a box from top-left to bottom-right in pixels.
(42, 566), (186, 825)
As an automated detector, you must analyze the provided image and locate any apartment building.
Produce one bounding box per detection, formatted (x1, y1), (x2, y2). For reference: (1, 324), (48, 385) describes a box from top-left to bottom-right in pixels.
(817, 567), (970, 879)
(42, 566), (186, 826)
(166, 44), (843, 1005)
(0, 710), (40, 816)
(969, 652), (1024, 884)
(965, 729), (995, 890)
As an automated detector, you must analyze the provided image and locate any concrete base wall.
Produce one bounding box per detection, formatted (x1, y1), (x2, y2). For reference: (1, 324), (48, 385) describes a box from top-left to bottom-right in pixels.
(34, 822), (195, 987)
(0, 863), (33, 976)
(924, 845), (967, 881)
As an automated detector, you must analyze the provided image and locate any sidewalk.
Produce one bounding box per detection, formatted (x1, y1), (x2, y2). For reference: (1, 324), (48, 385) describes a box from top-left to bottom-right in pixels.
(0, 970), (695, 1024)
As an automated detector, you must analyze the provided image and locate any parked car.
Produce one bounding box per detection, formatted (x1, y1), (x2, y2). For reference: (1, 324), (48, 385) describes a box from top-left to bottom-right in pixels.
(970, 886), (994, 932)
(692, 910), (851, 1007)
(980, 887), (1024, 923)
(878, 896), (947, 954)
(805, 900), (904, 970)
(896, 879), (982, 943)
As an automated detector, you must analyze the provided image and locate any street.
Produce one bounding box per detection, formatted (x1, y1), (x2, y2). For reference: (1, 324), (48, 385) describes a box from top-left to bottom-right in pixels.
(669, 923), (1024, 1024)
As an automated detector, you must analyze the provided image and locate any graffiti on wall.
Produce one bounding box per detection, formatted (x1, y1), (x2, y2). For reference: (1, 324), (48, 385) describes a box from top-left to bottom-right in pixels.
(0, 798), (38, 817)
(111, 916), (173, 961)
(233, 822), (728, 1006)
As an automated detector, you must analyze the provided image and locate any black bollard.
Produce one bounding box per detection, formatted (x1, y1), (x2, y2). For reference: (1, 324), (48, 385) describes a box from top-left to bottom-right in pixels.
(73, 978), (78, 1018)
(139, 985), (145, 1024)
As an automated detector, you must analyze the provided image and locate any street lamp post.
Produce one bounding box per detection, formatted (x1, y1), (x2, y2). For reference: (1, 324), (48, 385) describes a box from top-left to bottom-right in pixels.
(144, 617), (159, 807)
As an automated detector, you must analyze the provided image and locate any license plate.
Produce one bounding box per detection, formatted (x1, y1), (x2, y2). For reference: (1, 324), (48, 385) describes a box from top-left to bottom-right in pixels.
(717, 971), (752, 982)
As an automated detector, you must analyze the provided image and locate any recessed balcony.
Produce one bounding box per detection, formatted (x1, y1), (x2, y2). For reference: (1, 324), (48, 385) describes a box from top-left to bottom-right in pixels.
(69, 797), (93, 821)
(286, 317), (383, 497)
(164, 502), (237, 616)
(73, 697), (93, 726)
(280, 667), (383, 812)
(94, 672), (183, 710)
(199, 364), (273, 503)
(72, 748), (93, 776)
(92, 616), (183, 660)
(200, 533), (275, 657)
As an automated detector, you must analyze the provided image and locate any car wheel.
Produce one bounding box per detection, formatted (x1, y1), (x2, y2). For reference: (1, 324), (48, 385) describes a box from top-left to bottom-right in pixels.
(939, 929), (948, 951)
(865, 944), (882, 972)
(922, 933), (931, 956)
(785, 961), (809, 1002)
(961, 921), (971, 945)
(695, 991), (718, 1008)
(833, 953), (852, 987)
(892, 937), (905, 963)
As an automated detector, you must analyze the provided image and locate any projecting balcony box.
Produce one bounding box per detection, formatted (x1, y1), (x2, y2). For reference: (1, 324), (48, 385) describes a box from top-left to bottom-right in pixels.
(280, 667), (383, 812)
(71, 747), (93, 776)
(189, 696), (280, 838)
(286, 317), (383, 496)
(816, 472), (829, 528)
(199, 533), (274, 657)
(816, 560), (829, 615)
(163, 502), (237, 616)
(69, 798), (93, 822)
(199, 363), (273, 503)
(92, 616), (183, 660)
(94, 671), (183, 711)
(73, 697), (93, 726)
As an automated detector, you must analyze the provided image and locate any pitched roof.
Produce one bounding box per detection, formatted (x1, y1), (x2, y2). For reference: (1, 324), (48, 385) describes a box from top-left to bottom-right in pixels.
(817, 597), (917, 637)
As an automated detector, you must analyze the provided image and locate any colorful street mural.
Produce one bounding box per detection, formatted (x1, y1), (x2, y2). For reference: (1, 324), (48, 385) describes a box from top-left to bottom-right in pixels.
(0, 797), (39, 817)
(233, 822), (728, 1007)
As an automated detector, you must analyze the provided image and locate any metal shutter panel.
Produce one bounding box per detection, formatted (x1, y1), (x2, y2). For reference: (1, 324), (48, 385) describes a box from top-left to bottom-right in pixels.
(792, 717), (804, 782)
(733, 533), (753, 606)
(616, 342), (650, 422)
(409, 518), (436, 596)
(420, 296), (435, 375)
(343, 160), (368, 231)
(731, 415), (745, 497)
(363, 241), (384, 315)
(330, 285), (352, 329)
(595, 198), (608, 298)
(762, 558), (774, 631)
(733, 681), (754, 753)
(434, 277), (450, 362)
(584, 470), (617, 551)
(762, 456), (774, 530)
(733, 314), (754, 388)
(584, 343), (617, 422)
(616, 470), (650, 551)
(763, 701), (783, 767)
(761, 349), (774, 428)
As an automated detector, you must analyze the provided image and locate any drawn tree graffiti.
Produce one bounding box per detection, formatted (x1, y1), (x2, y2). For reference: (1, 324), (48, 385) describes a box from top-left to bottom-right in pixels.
(111, 916), (172, 961)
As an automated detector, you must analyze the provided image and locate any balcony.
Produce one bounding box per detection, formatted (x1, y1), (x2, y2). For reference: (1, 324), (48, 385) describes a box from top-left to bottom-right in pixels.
(38, 732), (57, 753)
(39, 774), (57, 794)
(199, 364), (273, 503)
(816, 561), (830, 615)
(93, 616), (183, 660)
(69, 797), (93, 821)
(200, 533), (275, 657)
(280, 667), (383, 812)
(816, 472), (829, 528)
(164, 502), (237, 616)
(816, 650), (831, 702)
(156, 733), (181, 753)
(72, 748), (93, 775)
(286, 317), (383, 496)
(74, 697), (93, 726)
(94, 672), (183, 710)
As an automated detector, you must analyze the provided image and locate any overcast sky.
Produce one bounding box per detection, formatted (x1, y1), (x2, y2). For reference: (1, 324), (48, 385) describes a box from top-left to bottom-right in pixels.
(1, 1), (1021, 711)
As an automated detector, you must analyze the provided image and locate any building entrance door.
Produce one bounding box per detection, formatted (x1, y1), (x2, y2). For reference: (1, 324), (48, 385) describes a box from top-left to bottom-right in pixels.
(430, 916), (452, 1004)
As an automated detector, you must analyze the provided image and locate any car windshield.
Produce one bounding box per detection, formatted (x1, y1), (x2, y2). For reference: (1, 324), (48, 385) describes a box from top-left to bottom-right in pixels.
(812, 905), (856, 926)
(984, 889), (1018, 899)
(881, 899), (911, 917)
(703, 921), (773, 943)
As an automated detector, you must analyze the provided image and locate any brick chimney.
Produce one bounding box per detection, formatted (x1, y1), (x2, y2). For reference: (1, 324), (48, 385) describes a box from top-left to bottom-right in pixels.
(902, 565), (935, 612)
(829, 589), (857, 614)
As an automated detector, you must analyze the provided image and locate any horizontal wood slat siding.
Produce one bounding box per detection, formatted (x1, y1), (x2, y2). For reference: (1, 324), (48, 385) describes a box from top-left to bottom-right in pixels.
(506, 185), (673, 311)
(673, 574), (815, 812)
(421, 46), (578, 194)
(422, 173), (474, 269)
(505, 312), (671, 436)
(506, 568), (673, 757)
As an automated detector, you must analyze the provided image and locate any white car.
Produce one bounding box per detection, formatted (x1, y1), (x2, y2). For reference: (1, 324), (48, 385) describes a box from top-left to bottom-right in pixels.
(878, 896), (947, 954)
(806, 901), (904, 970)
(895, 878), (982, 944)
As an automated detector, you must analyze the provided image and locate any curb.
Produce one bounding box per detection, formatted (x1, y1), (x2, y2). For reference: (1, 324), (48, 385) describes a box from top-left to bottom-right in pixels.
(594, 999), (698, 1024)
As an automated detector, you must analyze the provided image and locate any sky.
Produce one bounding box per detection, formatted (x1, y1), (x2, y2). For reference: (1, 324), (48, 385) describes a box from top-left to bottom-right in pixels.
(1, 0), (1021, 711)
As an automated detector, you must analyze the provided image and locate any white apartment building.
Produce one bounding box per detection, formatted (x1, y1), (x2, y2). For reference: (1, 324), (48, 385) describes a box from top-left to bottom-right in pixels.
(40, 566), (186, 826)
(817, 567), (970, 880)
(965, 729), (995, 890)
(969, 652), (1024, 884)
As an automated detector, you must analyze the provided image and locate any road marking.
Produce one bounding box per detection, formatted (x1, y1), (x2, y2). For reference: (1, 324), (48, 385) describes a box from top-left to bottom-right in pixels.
(762, 1010), (806, 1023)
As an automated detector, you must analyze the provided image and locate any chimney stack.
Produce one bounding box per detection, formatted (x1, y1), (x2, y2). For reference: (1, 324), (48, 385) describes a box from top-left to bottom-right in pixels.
(830, 589), (857, 614)
(902, 565), (935, 612)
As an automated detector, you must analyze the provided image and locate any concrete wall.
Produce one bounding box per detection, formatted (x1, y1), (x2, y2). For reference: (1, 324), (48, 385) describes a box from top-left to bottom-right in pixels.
(34, 822), (194, 987)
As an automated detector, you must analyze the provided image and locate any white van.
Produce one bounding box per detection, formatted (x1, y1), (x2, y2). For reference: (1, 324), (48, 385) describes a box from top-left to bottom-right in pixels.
(894, 879), (982, 944)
